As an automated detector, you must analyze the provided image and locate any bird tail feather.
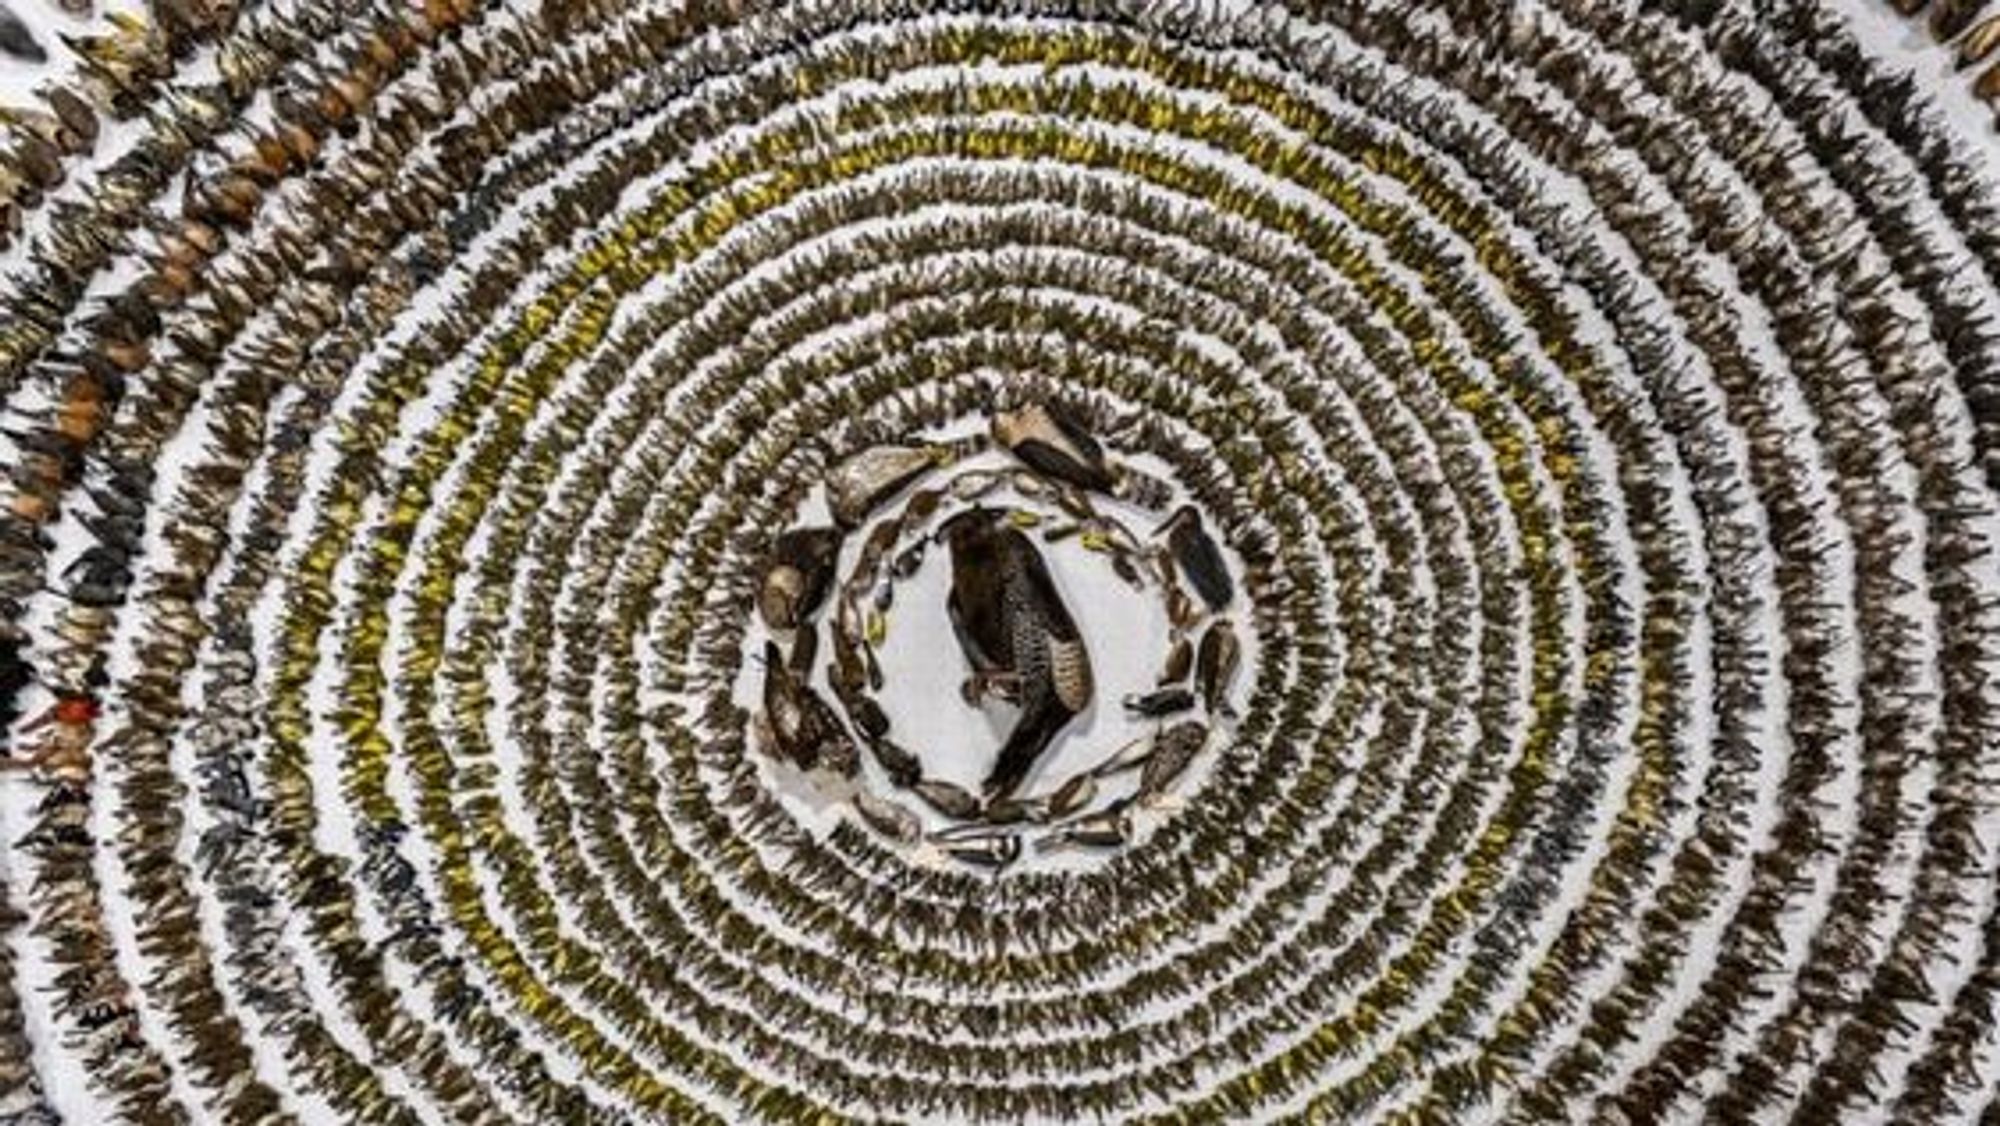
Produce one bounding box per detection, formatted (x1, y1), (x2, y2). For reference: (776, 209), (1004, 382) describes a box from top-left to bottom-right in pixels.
(984, 694), (1070, 800)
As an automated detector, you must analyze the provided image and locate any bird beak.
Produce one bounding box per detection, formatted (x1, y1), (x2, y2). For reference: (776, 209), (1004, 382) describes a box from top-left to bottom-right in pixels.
(1149, 506), (1189, 538)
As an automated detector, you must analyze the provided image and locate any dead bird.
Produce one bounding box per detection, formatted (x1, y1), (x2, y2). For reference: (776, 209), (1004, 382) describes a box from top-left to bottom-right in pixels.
(1961, 13), (2000, 67)
(1137, 721), (1208, 804)
(853, 516), (903, 577)
(990, 402), (1115, 493)
(0, 92), (92, 157)
(851, 792), (922, 845)
(759, 642), (856, 776)
(1036, 809), (1130, 851)
(866, 737), (923, 789)
(1196, 618), (1241, 717)
(1977, 58), (2000, 100)
(939, 506), (1093, 799)
(912, 778), (981, 820)
(1932, 0), (1984, 39)
(46, 87), (96, 152)
(757, 526), (840, 630)
(0, 6), (43, 63)
(943, 832), (1021, 870)
(827, 443), (948, 528)
(834, 681), (888, 740)
(1042, 772), (1097, 819)
(1154, 504), (1233, 610)
(1123, 686), (1196, 718)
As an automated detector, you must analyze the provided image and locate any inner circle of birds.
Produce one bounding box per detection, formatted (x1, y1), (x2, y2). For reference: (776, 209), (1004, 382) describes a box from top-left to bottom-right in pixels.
(753, 401), (1241, 873)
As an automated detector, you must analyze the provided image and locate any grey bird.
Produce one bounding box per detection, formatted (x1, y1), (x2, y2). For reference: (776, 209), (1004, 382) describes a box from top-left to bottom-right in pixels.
(938, 506), (1094, 800)
(1154, 504), (1233, 610)
(0, 6), (45, 63)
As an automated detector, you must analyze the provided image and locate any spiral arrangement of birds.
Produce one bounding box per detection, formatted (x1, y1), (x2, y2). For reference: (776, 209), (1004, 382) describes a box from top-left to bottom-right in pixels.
(1, 0), (1999, 1122)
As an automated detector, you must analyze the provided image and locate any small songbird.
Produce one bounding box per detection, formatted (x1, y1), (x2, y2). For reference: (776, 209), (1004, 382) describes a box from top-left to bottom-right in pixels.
(1196, 619), (1241, 718)
(1154, 504), (1233, 610)
(990, 402), (1116, 494)
(938, 507), (1094, 799)
(760, 641), (858, 776)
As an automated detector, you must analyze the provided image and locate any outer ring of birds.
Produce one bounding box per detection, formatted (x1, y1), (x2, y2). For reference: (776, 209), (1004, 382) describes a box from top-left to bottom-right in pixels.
(0, 1), (1997, 1124)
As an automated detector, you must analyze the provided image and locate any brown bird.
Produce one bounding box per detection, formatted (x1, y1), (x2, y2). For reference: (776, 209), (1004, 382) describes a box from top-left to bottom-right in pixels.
(938, 506), (1093, 799)
(1196, 618), (1241, 718)
(756, 526), (840, 631)
(990, 402), (1116, 494)
(759, 641), (857, 776)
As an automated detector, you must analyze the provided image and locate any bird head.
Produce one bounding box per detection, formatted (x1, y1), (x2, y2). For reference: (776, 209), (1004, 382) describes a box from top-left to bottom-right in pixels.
(934, 505), (1001, 547)
(1151, 503), (1198, 538)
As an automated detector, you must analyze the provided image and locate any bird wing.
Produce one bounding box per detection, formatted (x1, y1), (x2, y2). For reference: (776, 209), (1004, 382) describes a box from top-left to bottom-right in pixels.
(1005, 529), (1080, 642)
(1011, 439), (1114, 492)
(1003, 531), (1093, 712)
(947, 579), (1008, 674)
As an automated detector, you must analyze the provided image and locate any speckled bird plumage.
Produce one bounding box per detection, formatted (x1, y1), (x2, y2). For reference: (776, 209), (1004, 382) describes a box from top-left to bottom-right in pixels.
(940, 506), (1093, 798)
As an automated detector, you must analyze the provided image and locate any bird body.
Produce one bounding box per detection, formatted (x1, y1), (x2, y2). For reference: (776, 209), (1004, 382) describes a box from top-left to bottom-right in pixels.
(1156, 504), (1233, 610)
(940, 507), (1093, 799)
(760, 641), (857, 776)
(991, 403), (1116, 494)
(1138, 721), (1208, 800)
(827, 443), (947, 528)
(1196, 619), (1241, 717)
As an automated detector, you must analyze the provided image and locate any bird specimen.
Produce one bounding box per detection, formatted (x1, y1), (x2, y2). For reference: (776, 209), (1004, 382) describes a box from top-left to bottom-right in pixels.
(938, 505), (1094, 800)
(1154, 503), (1234, 610)
(0, 2), (1994, 1124)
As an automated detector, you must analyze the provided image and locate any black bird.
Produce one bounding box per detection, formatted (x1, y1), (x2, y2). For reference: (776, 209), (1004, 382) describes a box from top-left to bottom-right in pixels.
(938, 507), (1094, 799)
(1154, 504), (1233, 610)
(990, 403), (1116, 494)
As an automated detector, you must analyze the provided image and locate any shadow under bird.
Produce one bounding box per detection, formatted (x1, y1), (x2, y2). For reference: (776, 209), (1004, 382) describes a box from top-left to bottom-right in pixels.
(938, 506), (1093, 800)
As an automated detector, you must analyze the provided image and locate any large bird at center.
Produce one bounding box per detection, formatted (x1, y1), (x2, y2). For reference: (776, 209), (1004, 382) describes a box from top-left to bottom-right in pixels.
(938, 507), (1094, 800)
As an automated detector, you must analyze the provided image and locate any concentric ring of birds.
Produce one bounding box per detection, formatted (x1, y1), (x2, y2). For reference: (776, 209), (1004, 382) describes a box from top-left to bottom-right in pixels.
(2, 0), (2000, 1122)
